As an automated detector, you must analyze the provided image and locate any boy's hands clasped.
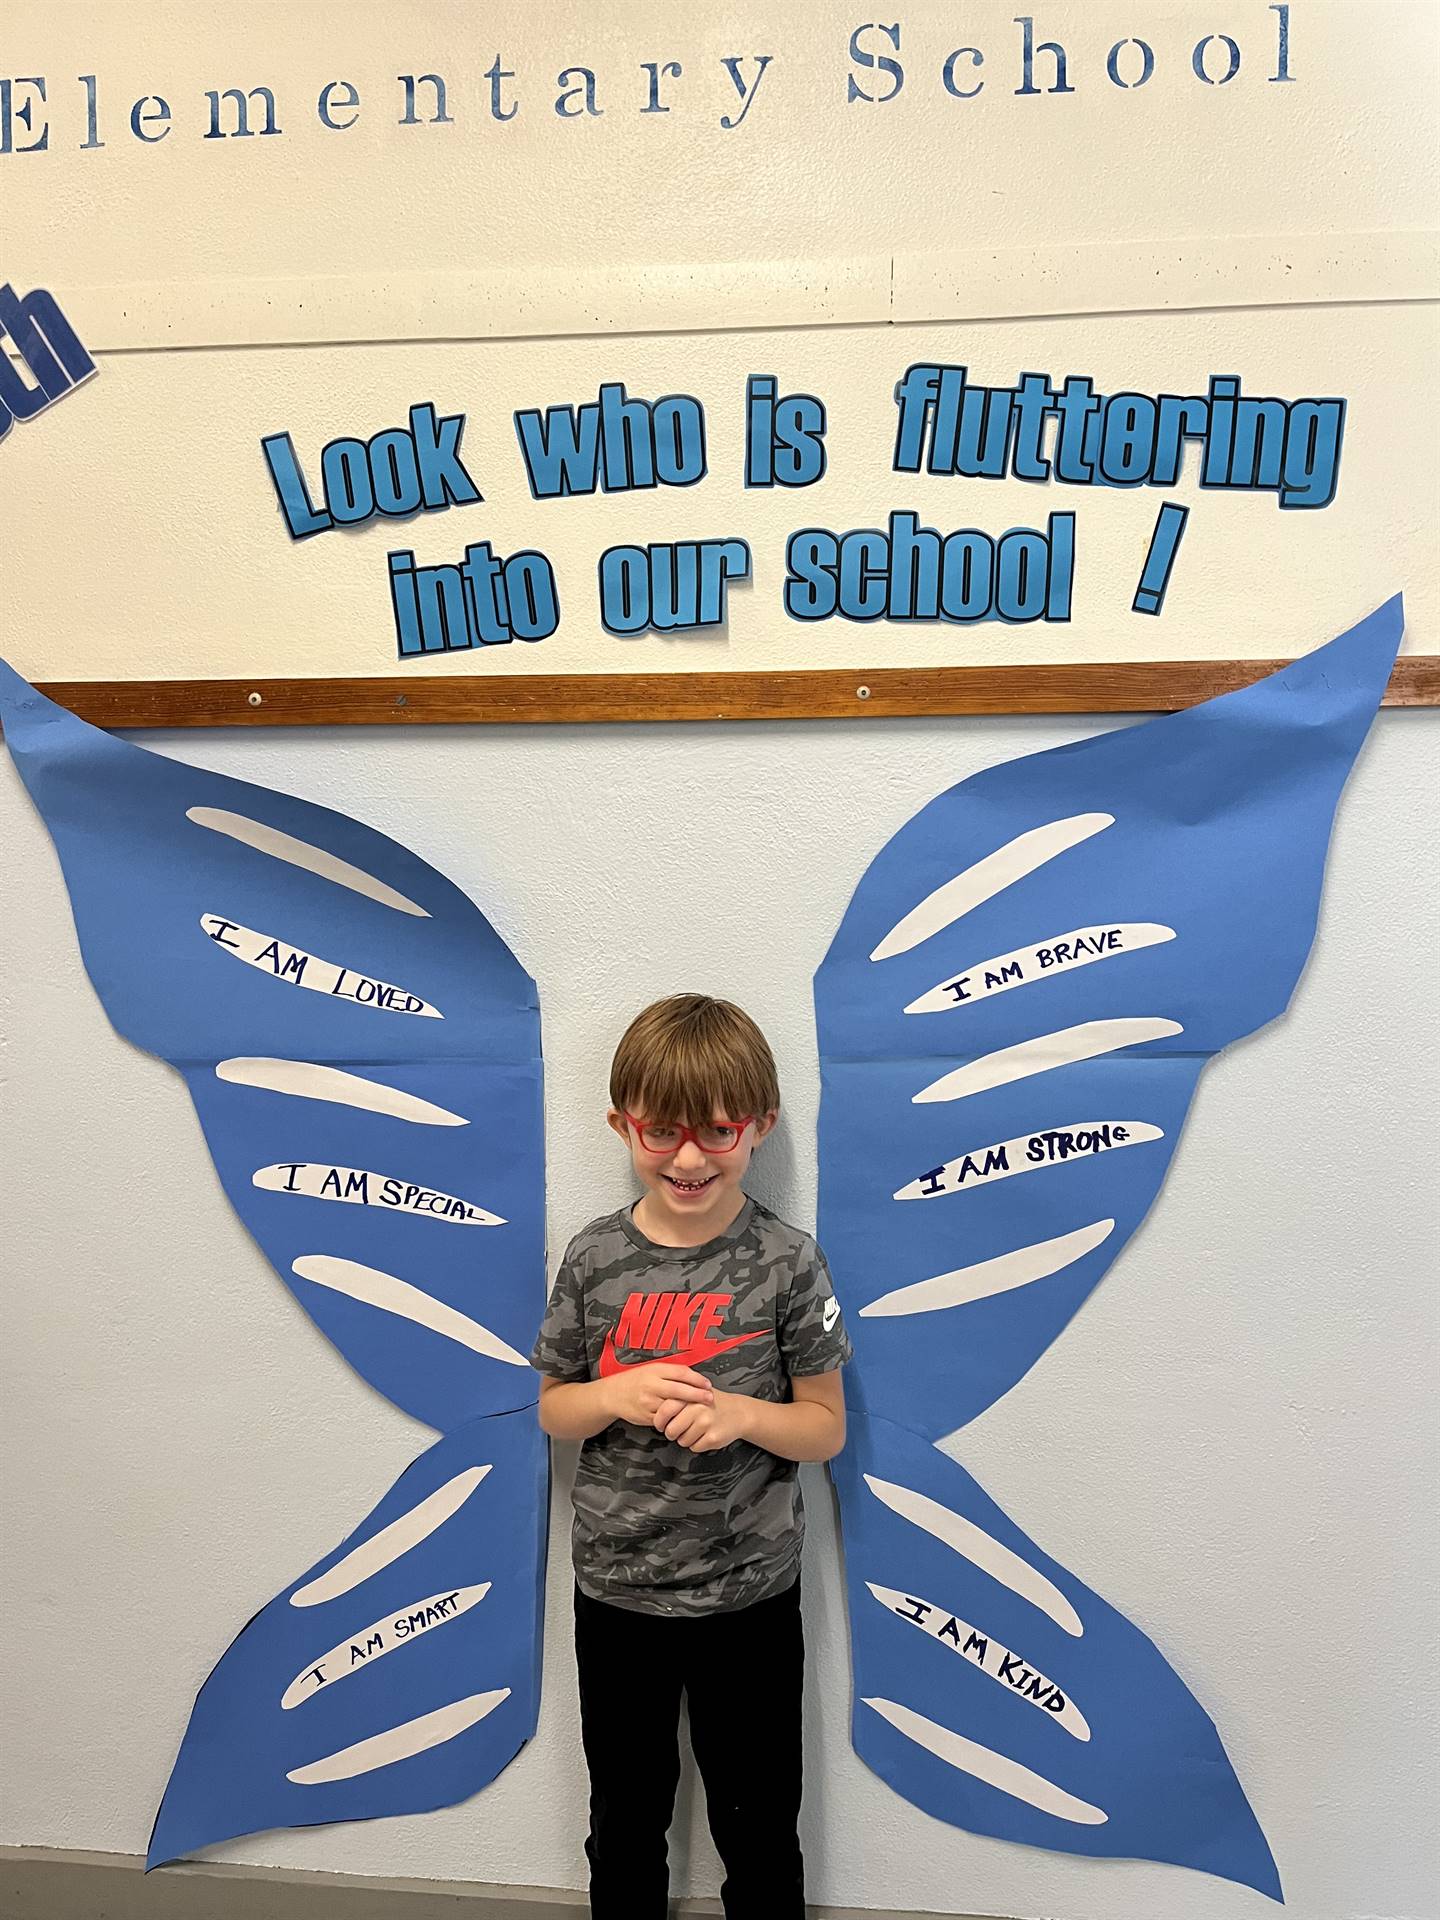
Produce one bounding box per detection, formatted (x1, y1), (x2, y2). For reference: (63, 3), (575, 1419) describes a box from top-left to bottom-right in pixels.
(653, 1388), (752, 1452)
(601, 1362), (715, 1431)
(602, 1362), (752, 1452)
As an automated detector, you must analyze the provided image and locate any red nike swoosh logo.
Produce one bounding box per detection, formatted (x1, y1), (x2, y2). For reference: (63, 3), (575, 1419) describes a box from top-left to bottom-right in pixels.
(599, 1329), (765, 1376)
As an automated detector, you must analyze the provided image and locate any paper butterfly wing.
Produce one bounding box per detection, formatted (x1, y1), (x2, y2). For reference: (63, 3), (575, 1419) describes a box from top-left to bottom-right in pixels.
(834, 1417), (1281, 1898)
(817, 597), (1403, 1442)
(1, 663), (549, 1857)
(0, 662), (542, 1429)
(816, 597), (1403, 1900)
(147, 1407), (547, 1866)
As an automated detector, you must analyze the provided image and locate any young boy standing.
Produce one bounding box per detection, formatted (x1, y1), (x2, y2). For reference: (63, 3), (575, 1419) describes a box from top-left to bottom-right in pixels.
(530, 994), (851, 1920)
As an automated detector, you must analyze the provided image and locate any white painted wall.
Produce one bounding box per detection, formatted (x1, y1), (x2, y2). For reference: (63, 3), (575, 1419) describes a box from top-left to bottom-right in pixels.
(2, 706), (1435, 1919)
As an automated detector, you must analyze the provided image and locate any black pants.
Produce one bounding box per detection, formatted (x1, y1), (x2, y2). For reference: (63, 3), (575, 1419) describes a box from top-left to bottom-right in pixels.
(574, 1577), (806, 1919)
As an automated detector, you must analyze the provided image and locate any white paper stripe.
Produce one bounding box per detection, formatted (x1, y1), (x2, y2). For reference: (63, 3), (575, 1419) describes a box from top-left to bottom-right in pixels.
(216, 1058), (467, 1126)
(861, 1220), (1114, 1318)
(292, 1257), (528, 1367)
(282, 1585), (491, 1709)
(866, 1584), (1090, 1741)
(864, 1475), (1083, 1637)
(864, 1698), (1107, 1824)
(905, 924), (1176, 1015)
(256, 1164), (503, 1226)
(287, 1689), (510, 1784)
(199, 916), (441, 1018)
(869, 815), (1113, 962)
(290, 1467), (491, 1608)
(895, 1120), (1162, 1201)
(913, 1018), (1183, 1104)
(187, 807), (429, 916)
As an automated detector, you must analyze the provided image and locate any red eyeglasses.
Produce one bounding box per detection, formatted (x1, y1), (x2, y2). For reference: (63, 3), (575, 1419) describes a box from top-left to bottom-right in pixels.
(624, 1114), (754, 1155)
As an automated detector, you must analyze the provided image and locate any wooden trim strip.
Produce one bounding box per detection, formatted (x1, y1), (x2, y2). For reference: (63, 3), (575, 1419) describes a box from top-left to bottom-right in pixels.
(31, 658), (1440, 729)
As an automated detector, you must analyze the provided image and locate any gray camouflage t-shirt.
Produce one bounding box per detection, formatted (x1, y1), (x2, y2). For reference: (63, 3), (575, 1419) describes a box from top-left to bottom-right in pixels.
(530, 1197), (852, 1617)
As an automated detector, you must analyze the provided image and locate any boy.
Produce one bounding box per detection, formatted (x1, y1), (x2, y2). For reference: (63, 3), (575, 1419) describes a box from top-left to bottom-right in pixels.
(530, 993), (851, 1920)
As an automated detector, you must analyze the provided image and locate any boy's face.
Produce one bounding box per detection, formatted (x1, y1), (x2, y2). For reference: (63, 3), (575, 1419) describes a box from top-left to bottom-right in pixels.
(607, 1103), (777, 1238)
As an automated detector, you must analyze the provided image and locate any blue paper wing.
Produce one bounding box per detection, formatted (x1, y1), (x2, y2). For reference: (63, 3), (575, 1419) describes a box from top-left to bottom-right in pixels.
(147, 1406), (547, 1866)
(816, 598), (1404, 1899)
(0, 664), (542, 1429)
(1, 664), (550, 1858)
(834, 1416), (1282, 1901)
(817, 598), (1402, 1442)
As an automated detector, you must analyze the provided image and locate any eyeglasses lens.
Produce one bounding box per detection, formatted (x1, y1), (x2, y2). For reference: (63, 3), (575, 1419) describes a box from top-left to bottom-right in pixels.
(640, 1124), (741, 1152)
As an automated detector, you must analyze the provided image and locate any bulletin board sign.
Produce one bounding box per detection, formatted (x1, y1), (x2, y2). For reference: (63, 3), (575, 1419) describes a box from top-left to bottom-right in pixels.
(2, 3), (1437, 724)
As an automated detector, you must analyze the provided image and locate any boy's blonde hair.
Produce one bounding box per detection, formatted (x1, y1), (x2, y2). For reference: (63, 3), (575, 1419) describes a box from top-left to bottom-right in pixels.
(610, 994), (780, 1124)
